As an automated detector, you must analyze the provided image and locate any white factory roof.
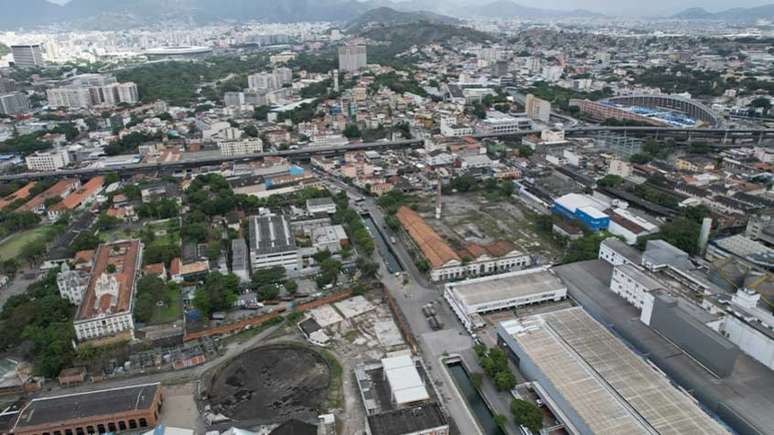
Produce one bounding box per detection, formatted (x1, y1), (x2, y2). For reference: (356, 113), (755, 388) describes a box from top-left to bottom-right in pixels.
(504, 308), (729, 434)
(446, 267), (566, 310)
(382, 355), (430, 405)
(578, 205), (607, 219)
(554, 193), (608, 213)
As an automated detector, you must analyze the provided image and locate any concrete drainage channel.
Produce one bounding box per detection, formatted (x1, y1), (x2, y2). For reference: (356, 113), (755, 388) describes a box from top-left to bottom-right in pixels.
(443, 355), (505, 435)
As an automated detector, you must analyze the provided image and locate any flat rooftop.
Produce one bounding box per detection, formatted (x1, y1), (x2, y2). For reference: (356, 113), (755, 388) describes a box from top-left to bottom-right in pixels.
(14, 383), (159, 429)
(446, 267), (566, 309)
(504, 307), (729, 434)
(554, 260), (774, 435)
(367, 402), (447, 435)
(249, 213), (297, 255)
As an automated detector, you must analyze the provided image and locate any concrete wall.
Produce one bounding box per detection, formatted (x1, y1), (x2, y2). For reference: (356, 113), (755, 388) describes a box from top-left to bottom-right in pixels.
(649, 295), (739, 378)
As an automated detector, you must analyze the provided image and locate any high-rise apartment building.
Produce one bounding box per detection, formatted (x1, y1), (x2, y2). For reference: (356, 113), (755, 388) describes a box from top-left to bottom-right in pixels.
(0, 92), (31, 115)
(46, 76), (139, 108)
(338, 45), (367, 73)
(11, 44), (45, 67)
(525, 93), (551, 123)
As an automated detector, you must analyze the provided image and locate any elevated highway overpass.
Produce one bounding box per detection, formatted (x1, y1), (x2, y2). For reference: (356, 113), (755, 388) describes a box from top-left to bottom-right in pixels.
(2, 128), (772, 181)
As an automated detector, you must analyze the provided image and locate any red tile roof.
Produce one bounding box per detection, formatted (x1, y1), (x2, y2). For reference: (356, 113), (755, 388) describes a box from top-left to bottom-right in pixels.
(395, 206), (460, 268)
(76, 240), (141, 321)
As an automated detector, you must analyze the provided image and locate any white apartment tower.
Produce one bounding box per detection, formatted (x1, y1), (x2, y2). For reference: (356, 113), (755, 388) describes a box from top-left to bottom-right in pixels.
(338, 45), (367, 73)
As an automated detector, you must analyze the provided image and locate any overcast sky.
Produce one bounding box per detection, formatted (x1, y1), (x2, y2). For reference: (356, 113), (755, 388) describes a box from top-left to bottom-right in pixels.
(410, 0), (772, 16)
(47, 0), (774, 17)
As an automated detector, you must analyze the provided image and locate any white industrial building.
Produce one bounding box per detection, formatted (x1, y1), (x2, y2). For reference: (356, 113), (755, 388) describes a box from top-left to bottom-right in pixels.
(306, 197), (337, 215)
(444, 267), (567, 331)
(610, 264), (664, 310)
(382, 355), (430, 406)
(598, 237), (642, 266)
(249, 213), (301, 272)
(311, 225), (348, 253)
(497, 308), (730, 435)
(706, 288), (774, 371)
(477, 111), (533, 135)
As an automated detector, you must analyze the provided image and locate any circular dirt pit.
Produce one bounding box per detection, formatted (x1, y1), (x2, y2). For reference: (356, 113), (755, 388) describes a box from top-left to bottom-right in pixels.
(205, 344), (331, 423)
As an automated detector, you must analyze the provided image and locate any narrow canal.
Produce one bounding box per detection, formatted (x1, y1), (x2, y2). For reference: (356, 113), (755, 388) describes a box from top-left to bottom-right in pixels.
(447, 361), (506, 435)
(362, 214), (403, 274)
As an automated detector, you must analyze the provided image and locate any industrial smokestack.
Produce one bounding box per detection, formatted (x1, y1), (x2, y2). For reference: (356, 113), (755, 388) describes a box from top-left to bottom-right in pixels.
(435, 178), (442, 220)
(698, 217), (712, 255)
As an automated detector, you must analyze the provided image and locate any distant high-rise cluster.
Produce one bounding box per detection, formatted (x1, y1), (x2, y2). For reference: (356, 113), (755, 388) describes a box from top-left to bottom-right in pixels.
(247, 67), (293, 92)
(338, 45), (367, 73)
(46, 74), (139, 108)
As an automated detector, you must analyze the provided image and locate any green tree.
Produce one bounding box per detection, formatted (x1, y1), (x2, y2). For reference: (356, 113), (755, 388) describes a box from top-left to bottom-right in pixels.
(252, 266), (286, 287)
(494, 370), (517, 391)
(597, 174), (624, 188)
(511, 399), (543, 433)
(284, 280), (298, 294)
(494, 414), (508, 431)
(343, 124), (362, 139)
(258, 284), (280, 301)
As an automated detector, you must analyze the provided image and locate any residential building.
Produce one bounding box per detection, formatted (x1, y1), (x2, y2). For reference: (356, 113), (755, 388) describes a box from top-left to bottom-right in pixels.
(440, 118), (473, 137)
(217, 139), (263, 156)
(11, 44), (44, 67)
(338, 45), (367, 73)
(46, 78), (139, 108)
(25, 148), (70, 171)
(0, 92), (30, 115)
(607, 159), (632, 178)
(73, 240), (142, 343)
(248, 213), (301, 272)
(525, 93), (551, 123)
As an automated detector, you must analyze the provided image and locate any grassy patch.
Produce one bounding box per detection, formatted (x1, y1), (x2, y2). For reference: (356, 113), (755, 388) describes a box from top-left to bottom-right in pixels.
(149, 285), (182, 324)
(0, 226), (51, 260)
(318, 349), (344, 410)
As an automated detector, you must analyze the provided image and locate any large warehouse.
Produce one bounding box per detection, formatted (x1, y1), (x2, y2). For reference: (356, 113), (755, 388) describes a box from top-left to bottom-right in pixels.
(11, 382), (162, 435)
(496, 308), (730, 435)
(444, 267), (567, 331)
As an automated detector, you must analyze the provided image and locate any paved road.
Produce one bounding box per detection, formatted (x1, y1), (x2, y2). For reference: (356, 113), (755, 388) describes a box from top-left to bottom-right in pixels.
(327, 176), (525, 435)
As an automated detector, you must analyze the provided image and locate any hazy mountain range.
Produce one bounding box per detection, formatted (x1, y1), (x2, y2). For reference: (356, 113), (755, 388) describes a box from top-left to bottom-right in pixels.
(0, 0), (772, 29)
(0, 0), (602, 29)
(671, 4), (774, 20)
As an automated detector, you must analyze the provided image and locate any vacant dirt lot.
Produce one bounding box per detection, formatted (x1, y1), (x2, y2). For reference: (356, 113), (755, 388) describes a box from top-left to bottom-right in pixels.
(204, 344), (331, 425)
